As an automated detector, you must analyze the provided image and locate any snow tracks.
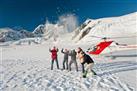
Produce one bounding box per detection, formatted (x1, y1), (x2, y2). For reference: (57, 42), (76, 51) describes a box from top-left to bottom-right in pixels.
(0, 59), (136, 91)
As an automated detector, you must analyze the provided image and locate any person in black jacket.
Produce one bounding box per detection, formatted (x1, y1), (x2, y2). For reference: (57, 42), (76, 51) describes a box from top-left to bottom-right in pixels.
(61, 48), (69, 70)
(77, 47), (96, 78)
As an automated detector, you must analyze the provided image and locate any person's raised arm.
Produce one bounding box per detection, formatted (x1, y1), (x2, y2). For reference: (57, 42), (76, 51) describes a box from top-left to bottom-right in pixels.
(61, 48), (64, 53)
(49, 48), (51, 52)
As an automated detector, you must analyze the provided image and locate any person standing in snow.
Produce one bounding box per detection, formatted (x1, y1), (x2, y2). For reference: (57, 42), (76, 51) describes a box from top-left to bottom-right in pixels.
(49, 46), (59, 70)
(61, 48), (69, 70)
(77, 47), (96, 78)
(68, 49), (78, 72)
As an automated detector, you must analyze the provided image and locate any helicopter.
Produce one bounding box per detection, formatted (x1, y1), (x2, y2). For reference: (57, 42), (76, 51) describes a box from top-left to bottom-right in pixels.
(86, 35), (137, 59)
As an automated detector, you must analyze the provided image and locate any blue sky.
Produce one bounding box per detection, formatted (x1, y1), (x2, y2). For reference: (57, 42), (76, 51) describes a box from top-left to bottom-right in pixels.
(0, 0), (137, 31)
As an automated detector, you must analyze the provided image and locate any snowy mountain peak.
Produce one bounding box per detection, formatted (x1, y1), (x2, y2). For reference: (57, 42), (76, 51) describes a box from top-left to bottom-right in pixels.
(0, 28), (34, 42)
(33, 24), (45, 36)
(84, 19), (94, 25)
(0, 28), (14, 33)
(73, 12), (137, 45)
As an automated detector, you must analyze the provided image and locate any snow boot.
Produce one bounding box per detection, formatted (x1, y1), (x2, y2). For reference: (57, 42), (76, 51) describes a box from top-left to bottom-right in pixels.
(83, 71), (88, 78)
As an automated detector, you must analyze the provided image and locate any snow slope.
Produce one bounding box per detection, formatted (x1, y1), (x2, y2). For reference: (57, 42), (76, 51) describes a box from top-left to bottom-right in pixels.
(1, 42), (137, 91)
(74, 12), (137, 45)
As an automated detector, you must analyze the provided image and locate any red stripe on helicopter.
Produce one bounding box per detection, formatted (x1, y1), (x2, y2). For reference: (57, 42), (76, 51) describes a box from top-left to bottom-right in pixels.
(89, 41), (113, 55)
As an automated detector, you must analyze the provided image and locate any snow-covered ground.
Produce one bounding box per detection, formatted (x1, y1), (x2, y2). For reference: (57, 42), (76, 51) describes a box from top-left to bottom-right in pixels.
(0, 42), (137, 91)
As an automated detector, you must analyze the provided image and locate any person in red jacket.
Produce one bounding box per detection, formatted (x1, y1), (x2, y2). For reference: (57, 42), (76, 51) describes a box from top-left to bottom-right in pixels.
(49, 46), (59, 70)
